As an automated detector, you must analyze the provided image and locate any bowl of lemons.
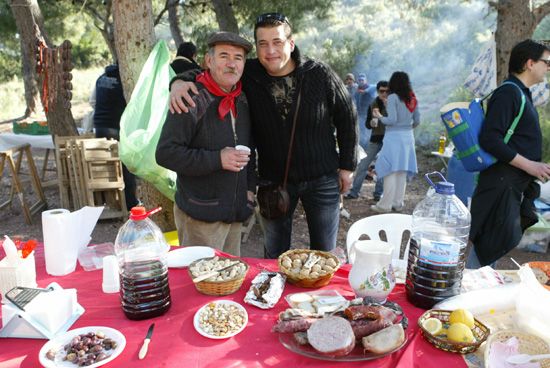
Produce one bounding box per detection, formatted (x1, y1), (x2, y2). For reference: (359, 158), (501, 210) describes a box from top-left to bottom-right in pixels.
(418, 308), (490, 354)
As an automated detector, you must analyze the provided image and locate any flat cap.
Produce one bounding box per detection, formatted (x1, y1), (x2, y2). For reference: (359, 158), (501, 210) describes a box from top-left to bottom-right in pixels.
(207, 31), (253, 54)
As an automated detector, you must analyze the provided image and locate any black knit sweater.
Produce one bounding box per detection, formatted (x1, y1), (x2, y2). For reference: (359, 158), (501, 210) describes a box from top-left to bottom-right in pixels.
(172, 47), (357, 184)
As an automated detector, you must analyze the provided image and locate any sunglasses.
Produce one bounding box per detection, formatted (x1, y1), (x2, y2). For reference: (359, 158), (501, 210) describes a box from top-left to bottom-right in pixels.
(256, 13), (291, 27)
(378, 89), (389, 94)
(539, 58), (550, 66)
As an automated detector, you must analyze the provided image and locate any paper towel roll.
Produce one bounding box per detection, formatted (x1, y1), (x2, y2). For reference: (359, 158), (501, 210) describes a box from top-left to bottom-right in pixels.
(42, 209), (77, 276)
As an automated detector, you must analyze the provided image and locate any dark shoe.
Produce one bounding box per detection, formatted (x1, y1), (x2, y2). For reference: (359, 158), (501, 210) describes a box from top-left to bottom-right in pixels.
(344, 194), (358, 200)
(373, 196), (381, 202)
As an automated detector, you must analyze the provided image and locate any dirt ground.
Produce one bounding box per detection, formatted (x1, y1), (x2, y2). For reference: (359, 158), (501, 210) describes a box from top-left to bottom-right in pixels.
(1, 139), (549, 270)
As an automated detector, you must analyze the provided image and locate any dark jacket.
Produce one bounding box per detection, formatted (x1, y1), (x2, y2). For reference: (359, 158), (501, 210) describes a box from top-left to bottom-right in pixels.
(171, 56), (201, 75)
(156, 85), (255, 223)
(93, 65), (126, 130)
(365, 97), (387, 144)
(480, 75), (542, 162)
(242, 48), (357, 184)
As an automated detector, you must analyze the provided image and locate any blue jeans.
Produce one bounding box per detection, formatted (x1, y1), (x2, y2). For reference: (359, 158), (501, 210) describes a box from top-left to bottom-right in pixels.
(259, 173), (341, 259)
(358, 115), (371, 151)
(349, 141), (383, 198)
(465, 244), (496, 269)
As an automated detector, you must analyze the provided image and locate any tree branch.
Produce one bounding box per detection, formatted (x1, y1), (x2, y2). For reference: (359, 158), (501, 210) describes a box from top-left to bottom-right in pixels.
(154, 0), (178, 26)
(534, 1), (550, 26)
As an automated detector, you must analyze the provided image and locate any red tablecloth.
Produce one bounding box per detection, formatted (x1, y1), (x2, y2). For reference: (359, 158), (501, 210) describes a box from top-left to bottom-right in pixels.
(0, 244), (467, 368)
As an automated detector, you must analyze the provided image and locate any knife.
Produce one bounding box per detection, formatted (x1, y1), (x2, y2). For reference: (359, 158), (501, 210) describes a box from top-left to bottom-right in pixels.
(138, 323), (155, 359)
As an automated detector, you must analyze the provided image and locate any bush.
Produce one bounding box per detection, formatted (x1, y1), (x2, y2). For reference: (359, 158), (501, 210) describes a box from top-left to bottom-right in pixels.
(0, 51), (21, 83)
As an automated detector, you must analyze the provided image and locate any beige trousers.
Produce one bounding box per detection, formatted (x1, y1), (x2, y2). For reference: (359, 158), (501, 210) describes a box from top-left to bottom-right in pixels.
(377, 171), (407, 210)
(173, 204), (242, 256)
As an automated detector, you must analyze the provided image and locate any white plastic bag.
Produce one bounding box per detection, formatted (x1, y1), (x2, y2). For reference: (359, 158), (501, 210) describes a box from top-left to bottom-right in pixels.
(515, 265), (550, 344)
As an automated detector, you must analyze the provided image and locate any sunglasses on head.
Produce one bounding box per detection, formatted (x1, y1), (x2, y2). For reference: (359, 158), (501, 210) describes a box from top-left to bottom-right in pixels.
(256, 12), (291, 27)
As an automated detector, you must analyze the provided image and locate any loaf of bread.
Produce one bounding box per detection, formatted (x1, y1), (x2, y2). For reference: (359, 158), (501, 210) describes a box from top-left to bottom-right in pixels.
(362, 324), (405, 354)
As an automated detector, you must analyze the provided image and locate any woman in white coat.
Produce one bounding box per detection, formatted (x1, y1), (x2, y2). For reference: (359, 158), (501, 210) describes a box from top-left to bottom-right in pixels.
(371, 71), (420, 212)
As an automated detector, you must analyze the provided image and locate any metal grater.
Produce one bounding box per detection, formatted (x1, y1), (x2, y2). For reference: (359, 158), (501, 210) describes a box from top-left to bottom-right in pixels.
(5, 286), (54, 311)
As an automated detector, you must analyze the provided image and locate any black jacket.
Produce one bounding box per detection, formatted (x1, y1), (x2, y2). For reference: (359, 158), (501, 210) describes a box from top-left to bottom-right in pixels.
(156, 85), (255, 223)
(171, 56), (201, 75)
(172, 47), (357, 184)
(93, 64), (126, 130)
(241, 48), (357, 184)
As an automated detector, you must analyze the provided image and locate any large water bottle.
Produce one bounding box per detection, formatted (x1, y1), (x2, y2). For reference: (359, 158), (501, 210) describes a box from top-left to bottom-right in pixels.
(406, 172), (471, 309)
(114, 207), (171, 320)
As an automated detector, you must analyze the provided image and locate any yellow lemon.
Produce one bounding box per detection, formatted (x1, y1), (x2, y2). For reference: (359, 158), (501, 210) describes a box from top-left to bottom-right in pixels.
(449, 309), (475, 329)
(447, 322), (475, 343)
(422, 317), (443, 335)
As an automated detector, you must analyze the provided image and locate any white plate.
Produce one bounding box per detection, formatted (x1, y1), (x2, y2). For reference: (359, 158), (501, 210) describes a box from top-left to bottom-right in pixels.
(167, 246), (215, 268)
(193, 300), (248, 339)
(39, 326), (126, 368)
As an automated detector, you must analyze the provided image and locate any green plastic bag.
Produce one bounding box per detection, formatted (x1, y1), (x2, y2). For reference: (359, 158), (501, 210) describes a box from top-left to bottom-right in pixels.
(119, 40), (177, 200)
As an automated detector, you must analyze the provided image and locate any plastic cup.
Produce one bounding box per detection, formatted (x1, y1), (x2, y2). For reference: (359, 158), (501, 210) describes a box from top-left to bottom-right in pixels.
(235, 145), (251, 153)
(102, 255), (120, 293)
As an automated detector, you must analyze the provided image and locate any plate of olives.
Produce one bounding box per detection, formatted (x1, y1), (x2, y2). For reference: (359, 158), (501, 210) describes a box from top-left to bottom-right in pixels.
(39, 326), (126, 368)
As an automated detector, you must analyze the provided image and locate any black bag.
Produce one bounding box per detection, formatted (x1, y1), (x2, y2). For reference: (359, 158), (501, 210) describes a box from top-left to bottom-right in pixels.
(256, 183), (290, 219)
(256, 90), (301, 220)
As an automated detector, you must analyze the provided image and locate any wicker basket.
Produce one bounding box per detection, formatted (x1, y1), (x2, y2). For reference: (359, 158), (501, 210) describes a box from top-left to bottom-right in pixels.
(484, 330), (550, 368)
(527, 261), (550, 291)
(418, 309), (490, 354)
(278, 249), (340, 288)
(188, 257), (249, 296)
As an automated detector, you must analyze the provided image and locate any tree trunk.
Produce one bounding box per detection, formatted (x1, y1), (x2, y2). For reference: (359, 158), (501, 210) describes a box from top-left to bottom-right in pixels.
(10, 0), (77, 136)
(112, 0), (175, 231)
(495, 0), (538, 84)
(211, 0), (239, 33)
(9, 0), (50, 118)
(168, 0), (184, 47)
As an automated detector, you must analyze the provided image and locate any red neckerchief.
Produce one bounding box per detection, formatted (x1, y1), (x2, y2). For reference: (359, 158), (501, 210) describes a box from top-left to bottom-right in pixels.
(196, 70), (242, 120)
(405, 92), (417, 113)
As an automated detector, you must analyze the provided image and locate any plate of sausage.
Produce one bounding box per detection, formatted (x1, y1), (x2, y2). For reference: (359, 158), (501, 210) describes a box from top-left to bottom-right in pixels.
(274, 301), (408, 361)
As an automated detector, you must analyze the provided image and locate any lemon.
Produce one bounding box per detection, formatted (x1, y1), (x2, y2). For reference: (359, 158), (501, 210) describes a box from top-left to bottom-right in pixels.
(449, 309), (475, 329)
(422, 317), (443, 335)
(447, 322), (475, 343)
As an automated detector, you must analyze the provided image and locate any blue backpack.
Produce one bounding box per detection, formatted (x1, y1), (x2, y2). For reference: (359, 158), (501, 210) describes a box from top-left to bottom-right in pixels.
(440, 81), (525, 172)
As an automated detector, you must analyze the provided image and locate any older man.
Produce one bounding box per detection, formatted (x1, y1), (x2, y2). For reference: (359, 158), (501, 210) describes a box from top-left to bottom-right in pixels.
(156, 32), (256, 256)
(169, 13), (357, 259)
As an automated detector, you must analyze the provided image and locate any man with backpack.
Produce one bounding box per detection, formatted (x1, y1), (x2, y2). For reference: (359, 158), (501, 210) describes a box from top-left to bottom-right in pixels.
(467, 39), (550, 268)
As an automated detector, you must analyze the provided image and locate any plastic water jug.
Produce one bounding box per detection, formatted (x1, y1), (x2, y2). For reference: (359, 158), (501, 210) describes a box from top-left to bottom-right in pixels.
(406, 172), (471, 309)
(114, 207), (171, 320)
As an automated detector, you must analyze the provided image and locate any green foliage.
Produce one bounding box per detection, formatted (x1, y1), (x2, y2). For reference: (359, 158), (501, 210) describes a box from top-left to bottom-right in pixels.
(0, 50), (21, 83)
(320, 36), (371, 78)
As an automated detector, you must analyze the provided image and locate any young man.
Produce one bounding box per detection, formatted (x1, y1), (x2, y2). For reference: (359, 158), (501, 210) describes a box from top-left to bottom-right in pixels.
(346, 80), (389, 200)
(171, 41), (201, 74)
(467, 39), (550, 268)
(156, 32), (256, 256)
(169, 13), (357, 258)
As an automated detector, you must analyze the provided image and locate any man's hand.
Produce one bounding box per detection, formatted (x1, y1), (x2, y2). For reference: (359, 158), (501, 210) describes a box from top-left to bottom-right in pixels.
(247, 191), (255, 203)
(339, 169), (353, 194)
(221, 147), (251, 172)
(169, 80), (199, 114)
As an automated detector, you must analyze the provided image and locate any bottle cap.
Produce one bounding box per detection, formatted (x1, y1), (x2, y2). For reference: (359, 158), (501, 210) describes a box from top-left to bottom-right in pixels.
(435, 181), (455, 195)
(129, 206), (147, 221)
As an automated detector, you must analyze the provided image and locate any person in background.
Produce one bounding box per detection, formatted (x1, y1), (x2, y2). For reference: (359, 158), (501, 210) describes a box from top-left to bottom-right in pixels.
(93, 64), (138, 210)
(344, 72), (357, 96)
(156, 32), (255, 257)
(168, 13), (357, 259)
(171, 41), (201, 74)
(371, 71), (420, 213)
(467, 39), (550, 268)
(346, 80), (389, 200)
(353, 73), (377, 150)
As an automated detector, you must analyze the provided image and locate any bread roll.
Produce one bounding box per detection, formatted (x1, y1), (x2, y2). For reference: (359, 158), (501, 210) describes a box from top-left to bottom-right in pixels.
(362, 324), (405, 354)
